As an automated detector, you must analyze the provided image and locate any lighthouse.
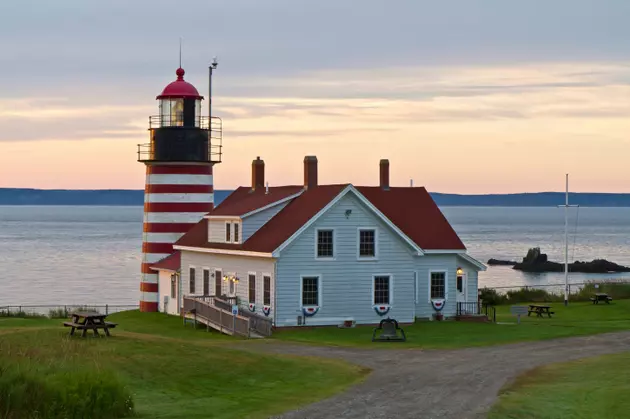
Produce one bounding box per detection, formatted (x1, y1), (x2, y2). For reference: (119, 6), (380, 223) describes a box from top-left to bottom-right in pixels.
(137, 64), (222, 312)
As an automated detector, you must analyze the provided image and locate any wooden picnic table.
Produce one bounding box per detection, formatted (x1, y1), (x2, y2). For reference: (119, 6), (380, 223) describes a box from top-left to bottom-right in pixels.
(590, 293), (613, 304)
(63, 311), (117, 337)
(528, 304), (554, 318)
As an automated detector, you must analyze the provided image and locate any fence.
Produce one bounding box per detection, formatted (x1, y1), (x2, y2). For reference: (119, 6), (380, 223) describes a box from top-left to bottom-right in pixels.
(0, 304), (139, 318)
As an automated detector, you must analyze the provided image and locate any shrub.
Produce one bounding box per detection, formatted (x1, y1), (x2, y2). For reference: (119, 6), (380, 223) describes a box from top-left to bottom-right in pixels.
(505, 287), (562, 303)
(479, 287), (506, 306)
(0, 361), (134, 419)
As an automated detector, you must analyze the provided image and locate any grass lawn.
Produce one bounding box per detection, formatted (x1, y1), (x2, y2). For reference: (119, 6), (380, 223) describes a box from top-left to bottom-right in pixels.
(270, 300), (630, 349)
(489, 351), (630, 419)
(0, 311), (368, 419)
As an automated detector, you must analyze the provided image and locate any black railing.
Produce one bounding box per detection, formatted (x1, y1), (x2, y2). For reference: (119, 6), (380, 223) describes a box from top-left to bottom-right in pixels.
(456, 301), (482, 316)
(0, 304), (139, 318)
(148, 115), (221, 130)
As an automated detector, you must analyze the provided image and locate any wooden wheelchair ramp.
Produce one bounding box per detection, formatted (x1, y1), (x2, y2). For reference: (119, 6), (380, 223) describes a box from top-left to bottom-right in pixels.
(182, 296), (272, 338)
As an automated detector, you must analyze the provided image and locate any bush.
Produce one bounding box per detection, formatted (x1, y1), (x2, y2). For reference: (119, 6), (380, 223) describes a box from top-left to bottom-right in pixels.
(479, 287), (506, 306)
(505, 288), (562, 303)
(0, 361), (134, 419)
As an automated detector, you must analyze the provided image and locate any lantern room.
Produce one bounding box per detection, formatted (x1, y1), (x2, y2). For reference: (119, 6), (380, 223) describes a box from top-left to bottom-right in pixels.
(137, 67), (222, 164)
(156, 68), (203, 127)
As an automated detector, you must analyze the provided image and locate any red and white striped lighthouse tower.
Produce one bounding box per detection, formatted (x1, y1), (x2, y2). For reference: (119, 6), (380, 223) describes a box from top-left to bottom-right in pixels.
(137, 63), (222, 312)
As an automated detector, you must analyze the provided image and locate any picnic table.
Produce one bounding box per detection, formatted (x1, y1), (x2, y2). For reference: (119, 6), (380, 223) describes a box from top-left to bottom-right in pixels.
(590, 293), (613, 304)
(527, 304), (554, 318)
(63, 311), (117, 337)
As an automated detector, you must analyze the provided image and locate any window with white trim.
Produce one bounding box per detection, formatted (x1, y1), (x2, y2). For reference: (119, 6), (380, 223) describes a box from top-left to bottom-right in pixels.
(189, 267), (196, 294)
(301, 276), (319, 306)
(170, 273), (177, 299)
(263, 275), (271, 305)
(215, 270), (222, 296)
(431, 272), (446, 299)
(234, 223), (240, 243)
(225, 222), (231, 242)
(317, 229), (334, 258)
(373, 275), (390, 305)
(358, 229), (376, 258)
(248, 274), (256, 303)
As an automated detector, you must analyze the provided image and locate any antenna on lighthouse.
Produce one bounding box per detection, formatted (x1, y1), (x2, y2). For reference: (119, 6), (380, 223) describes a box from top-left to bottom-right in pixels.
(179, 37), (183, 68)
(208, 56), (218, 120)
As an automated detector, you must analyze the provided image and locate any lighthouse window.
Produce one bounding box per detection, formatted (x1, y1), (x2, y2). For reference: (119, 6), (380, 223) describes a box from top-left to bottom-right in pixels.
(170, 99), (184, 126)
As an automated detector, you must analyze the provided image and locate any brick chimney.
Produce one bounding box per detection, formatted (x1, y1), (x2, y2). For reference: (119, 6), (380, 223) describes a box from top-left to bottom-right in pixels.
(251, 156), (265, 191)
(304, 156), (318, 189)
(380, 159), (390, 190)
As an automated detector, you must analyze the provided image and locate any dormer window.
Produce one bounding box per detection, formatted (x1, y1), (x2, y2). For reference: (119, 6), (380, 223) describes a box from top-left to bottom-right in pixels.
(234, 223), (240, 243)
(225, 222), (231, 242)
(224, 221), (240, 243)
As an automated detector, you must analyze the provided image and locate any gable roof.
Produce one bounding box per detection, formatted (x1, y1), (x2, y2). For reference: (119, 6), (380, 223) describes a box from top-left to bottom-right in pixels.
(175, 183), (466, 256)
(150, 251), (181, 272)
(208, 185), (304, 217)
(356, 186), (465, 250)
(175, 184), (347, 254)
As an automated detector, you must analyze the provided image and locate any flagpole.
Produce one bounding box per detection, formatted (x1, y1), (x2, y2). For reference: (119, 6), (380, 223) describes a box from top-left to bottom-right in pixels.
(564, 173), (569, 306)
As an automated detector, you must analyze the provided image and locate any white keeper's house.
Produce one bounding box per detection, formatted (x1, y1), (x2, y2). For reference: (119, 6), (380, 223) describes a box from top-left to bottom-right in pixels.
(151, 156), (486, 327)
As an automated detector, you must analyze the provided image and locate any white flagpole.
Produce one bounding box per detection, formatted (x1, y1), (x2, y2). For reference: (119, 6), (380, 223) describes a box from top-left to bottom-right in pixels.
(564, 174), (569, 306)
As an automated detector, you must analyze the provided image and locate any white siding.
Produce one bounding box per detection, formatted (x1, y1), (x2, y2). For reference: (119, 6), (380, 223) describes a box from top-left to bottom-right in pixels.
(275, 193), (418, 327)
(242, 201), (291, 241)
(180, 250), (276, 319)
(208, 220), (243, 243)
(157, 270), (180, 315)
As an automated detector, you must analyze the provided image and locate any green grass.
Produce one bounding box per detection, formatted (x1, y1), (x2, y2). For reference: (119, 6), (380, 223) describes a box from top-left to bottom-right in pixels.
(489, 352), (630, 419)
(271, 300), (630, 349)
(0, 311), (368, 419)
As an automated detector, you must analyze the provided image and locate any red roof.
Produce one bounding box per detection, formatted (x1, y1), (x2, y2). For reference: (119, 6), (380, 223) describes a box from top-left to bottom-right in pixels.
(150, 251), (181, 272)
(210, 186), (304, 216)
(156, 68), (203, 100)
(175, 184), (465, 254)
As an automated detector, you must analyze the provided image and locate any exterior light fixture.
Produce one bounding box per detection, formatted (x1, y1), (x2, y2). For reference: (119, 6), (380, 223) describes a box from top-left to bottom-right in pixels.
(345, 209), (352, 219)
(456, 267), (463, 275)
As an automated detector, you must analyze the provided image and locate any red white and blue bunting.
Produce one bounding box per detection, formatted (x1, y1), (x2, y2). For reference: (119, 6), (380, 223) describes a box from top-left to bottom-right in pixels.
(431, 299), (446, 312)
(302, 306), (319, 317)
(248, 303), (256, 312)
(262, 305), (271, 317)
(373, 305), (391, 316)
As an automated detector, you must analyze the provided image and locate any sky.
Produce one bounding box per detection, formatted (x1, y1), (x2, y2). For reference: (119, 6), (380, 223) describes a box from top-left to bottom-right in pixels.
(1, 0), (630, 193)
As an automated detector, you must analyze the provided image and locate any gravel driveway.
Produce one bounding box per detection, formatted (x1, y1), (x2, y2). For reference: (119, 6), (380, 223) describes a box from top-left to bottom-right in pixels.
(245, 331), (630, 419)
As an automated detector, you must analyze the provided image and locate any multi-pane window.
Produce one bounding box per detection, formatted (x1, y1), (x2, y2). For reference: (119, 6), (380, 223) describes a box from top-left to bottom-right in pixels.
(249, 274), (256, 303)
(263, 276), (271, 305)
(373, 276), (390, 305)
(302, 277), (319, 306)
(359, 229), (376, 257)
(215, 270), (222, 297)
(234, 223), (240, 243)
(225, 222), (231, 242)
(203, 269), (210, 295)
(431, 272), (446, 299)
(317, 230), (334, 258)
(189, 267), (196, 294)
(170, 274), (177, 298)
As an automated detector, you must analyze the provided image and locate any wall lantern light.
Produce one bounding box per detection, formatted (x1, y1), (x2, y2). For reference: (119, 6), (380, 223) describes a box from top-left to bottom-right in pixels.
(345, 209), (352, 219)
(456, 267), (463, 275)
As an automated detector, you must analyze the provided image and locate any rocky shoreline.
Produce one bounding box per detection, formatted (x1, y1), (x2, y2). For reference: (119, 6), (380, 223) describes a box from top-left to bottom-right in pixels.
(487, 248), (630, 273)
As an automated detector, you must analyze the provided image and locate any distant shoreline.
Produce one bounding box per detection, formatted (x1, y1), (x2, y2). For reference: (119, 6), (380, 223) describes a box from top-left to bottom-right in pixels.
(2, 189), (630, 207)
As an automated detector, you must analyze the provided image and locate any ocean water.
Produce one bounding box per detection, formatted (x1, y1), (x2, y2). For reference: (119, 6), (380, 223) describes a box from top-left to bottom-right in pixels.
(1, 205), (629, 306)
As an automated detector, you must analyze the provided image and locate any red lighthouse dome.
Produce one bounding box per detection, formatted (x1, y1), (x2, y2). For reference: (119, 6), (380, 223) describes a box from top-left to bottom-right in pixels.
(156, 68), (203, 100)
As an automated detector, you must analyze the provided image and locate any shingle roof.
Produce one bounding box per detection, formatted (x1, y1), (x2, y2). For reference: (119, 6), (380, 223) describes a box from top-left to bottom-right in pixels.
(150, 251), (181, 272)
(209, 185), (304, 216)
(175, 184), (465, 254)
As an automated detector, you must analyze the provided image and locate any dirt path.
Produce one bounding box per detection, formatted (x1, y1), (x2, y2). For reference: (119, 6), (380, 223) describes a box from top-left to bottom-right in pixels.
(242, 331), (630, 419)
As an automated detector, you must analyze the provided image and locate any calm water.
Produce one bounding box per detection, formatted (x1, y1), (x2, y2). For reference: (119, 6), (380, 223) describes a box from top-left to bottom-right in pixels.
(1, 206), (629, 305)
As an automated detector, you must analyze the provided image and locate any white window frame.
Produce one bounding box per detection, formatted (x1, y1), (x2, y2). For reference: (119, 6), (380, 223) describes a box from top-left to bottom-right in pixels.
(213, 268), (223, 297)
(227, 271), (236, 296)
(356, 227), (379, 260)
(233, 222), (240, 244)
(225, 221), (232, 243)
(428, 269), (448, 302)
(262, 272), (273, 306)
(188, 265), (197, 295)
(372, 274), (393, 307)
(300, 274), (322, 308)
(314, 228), (336, 260)
(248, 271), (257, 304)
(414, 271), (419, 304)
(202, 267), (211, 296)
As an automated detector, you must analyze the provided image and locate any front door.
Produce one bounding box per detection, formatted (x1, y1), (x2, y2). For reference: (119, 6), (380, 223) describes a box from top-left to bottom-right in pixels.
(456, 273), (467, 306)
